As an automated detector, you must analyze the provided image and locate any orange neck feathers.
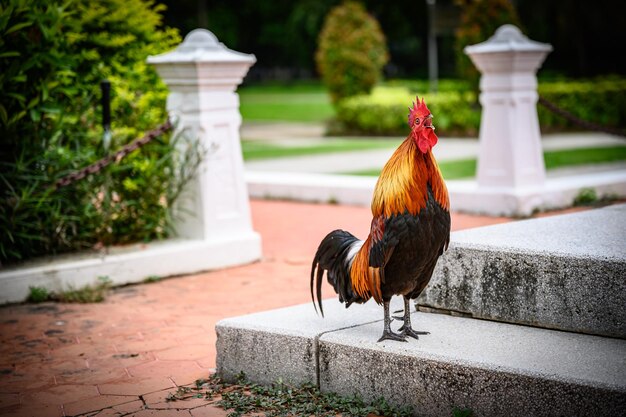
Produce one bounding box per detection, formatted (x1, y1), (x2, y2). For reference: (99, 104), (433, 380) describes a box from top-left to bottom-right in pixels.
(348, 137), (449, 304)
(371, 137), (449, 217)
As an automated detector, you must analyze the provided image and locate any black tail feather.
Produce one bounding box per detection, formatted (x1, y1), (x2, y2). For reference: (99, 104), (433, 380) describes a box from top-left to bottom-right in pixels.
(310, 229), (363, 316)
(316, 261), (324, 316)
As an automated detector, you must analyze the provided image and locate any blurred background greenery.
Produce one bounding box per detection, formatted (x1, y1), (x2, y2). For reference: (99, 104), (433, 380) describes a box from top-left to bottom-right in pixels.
(1, 0), (624, 265)
(162, 0), (625, 80)
(202, 0), (625, 135)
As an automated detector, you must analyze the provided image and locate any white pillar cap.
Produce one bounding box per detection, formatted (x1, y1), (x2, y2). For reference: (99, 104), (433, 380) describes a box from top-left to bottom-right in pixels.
(464, 24), (552, 55)
(147, 29), (256, 64)
(147, 29), (255, 89)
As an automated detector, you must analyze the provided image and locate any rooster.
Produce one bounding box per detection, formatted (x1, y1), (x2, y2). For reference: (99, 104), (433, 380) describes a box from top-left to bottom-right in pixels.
(311, 97), (450, 342)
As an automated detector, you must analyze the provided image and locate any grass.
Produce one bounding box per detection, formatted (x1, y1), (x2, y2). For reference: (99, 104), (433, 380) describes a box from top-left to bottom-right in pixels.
(163, 373), (474, 416)
(349, 146), (626, 179)
(239, 82), (334, 122)
(27, 286), (51, 303)
(164, 373), (414, 417)
(237, 79), (469, 123)
(438, 159), (476, 180)
(242, 138), (400, 160)
(351, 158), (476, 179)
(574, 188), (598, 205)
(26, 276), (111, 303)
(143, 275), (162, 283)
(241, 89), (626, 186)
(544, 146), (626, 168)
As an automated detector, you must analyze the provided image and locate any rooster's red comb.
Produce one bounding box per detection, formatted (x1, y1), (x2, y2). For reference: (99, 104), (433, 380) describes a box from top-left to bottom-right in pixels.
(408, 96), (431, 127)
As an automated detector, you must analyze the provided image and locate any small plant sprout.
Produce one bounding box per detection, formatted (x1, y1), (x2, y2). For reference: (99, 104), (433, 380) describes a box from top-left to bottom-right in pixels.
(57, 277), (112, 303)
(143, 275), (162, 283)
(27, 286), (51, 303)
(574, 188), (598, 206)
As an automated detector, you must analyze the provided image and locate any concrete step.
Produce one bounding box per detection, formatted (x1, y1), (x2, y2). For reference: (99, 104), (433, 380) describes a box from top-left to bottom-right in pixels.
(216, 299), (626, 417)
(419, 204), (626, 339)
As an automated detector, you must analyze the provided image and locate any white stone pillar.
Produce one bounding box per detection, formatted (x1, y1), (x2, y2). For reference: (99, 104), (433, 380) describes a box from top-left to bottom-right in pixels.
(465, 25), (552, 189)
(147, 29), (261, 258)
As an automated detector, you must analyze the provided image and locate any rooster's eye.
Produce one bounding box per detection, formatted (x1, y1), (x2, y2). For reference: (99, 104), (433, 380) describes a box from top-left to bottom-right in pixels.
(414, 118), (420, 126)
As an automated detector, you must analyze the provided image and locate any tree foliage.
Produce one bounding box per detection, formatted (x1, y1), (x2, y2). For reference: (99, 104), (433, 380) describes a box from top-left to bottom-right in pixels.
(160, 0), (625, 81)
(315, 1), (389, 103)
(454, 0), (521, 88)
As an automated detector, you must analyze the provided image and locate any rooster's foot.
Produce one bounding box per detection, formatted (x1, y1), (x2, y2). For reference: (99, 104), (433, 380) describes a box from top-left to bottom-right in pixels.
(377, 329), (407, 343)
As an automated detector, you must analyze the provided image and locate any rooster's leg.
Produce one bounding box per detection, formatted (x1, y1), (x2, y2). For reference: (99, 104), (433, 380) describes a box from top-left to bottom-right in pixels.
(398, 296), (430, 339)
(377, 299), (407, 342)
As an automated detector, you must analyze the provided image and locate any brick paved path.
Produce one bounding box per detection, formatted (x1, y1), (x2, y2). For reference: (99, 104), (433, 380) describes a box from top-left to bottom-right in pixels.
(0, 200), (582, 416)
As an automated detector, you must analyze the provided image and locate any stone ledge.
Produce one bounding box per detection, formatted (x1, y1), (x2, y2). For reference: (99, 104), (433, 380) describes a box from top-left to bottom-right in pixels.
(419, 204), (626, 338)
(216, 299), (626, 417)
(0, 233), (262, 304)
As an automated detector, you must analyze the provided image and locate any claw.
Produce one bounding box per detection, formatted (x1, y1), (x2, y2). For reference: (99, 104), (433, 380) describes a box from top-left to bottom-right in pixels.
(397, 323), (430, 334)
(377, 329), (408, 343)
(400, 327), (430, 339)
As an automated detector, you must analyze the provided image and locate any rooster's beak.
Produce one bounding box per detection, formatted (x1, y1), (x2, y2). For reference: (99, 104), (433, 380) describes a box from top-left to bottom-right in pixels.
(425, 114), (435, 130)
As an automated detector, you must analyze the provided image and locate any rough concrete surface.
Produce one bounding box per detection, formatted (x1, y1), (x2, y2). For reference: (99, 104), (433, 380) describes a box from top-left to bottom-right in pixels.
(320, 312), (626, 417)
(419, 204), (626, 338)
(215, 298), (403, 385)
(216, 299), (626, 417)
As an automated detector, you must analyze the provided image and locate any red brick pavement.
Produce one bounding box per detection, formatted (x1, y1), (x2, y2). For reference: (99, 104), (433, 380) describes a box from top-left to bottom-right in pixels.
(0, 199), (587, 416)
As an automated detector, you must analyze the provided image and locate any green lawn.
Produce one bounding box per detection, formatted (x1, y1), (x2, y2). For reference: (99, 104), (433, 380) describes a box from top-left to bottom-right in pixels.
(349, 146), (626, 179)
(543, 146), (626, 168)
(238, 80), (468, 123)
(239, 82), (335, 122)
(242, 138), (400, 160)
(350, 158), (477, 179)
(238, 82), (626, 176)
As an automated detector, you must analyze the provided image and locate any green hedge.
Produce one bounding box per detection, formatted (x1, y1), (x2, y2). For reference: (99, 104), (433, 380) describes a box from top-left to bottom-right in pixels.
(537, 78), (626, 132)
(334, 78), (626, 137)
(335, 87), (479, 136)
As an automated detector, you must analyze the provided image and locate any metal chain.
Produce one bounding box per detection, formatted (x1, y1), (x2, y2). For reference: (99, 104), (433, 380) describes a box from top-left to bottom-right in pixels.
(54, 119), (173, 189)
(538, 96), (626, 138)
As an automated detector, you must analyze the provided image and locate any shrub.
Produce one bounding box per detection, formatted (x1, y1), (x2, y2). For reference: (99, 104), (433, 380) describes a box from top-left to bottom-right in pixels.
(333, 78), (626, 137)
(67, 0), (181, 140)
(385, 79), (472, 94)
(0, 0), (199, 265)
(335, 86), (480, 136)
(315, 1), (389, 104)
